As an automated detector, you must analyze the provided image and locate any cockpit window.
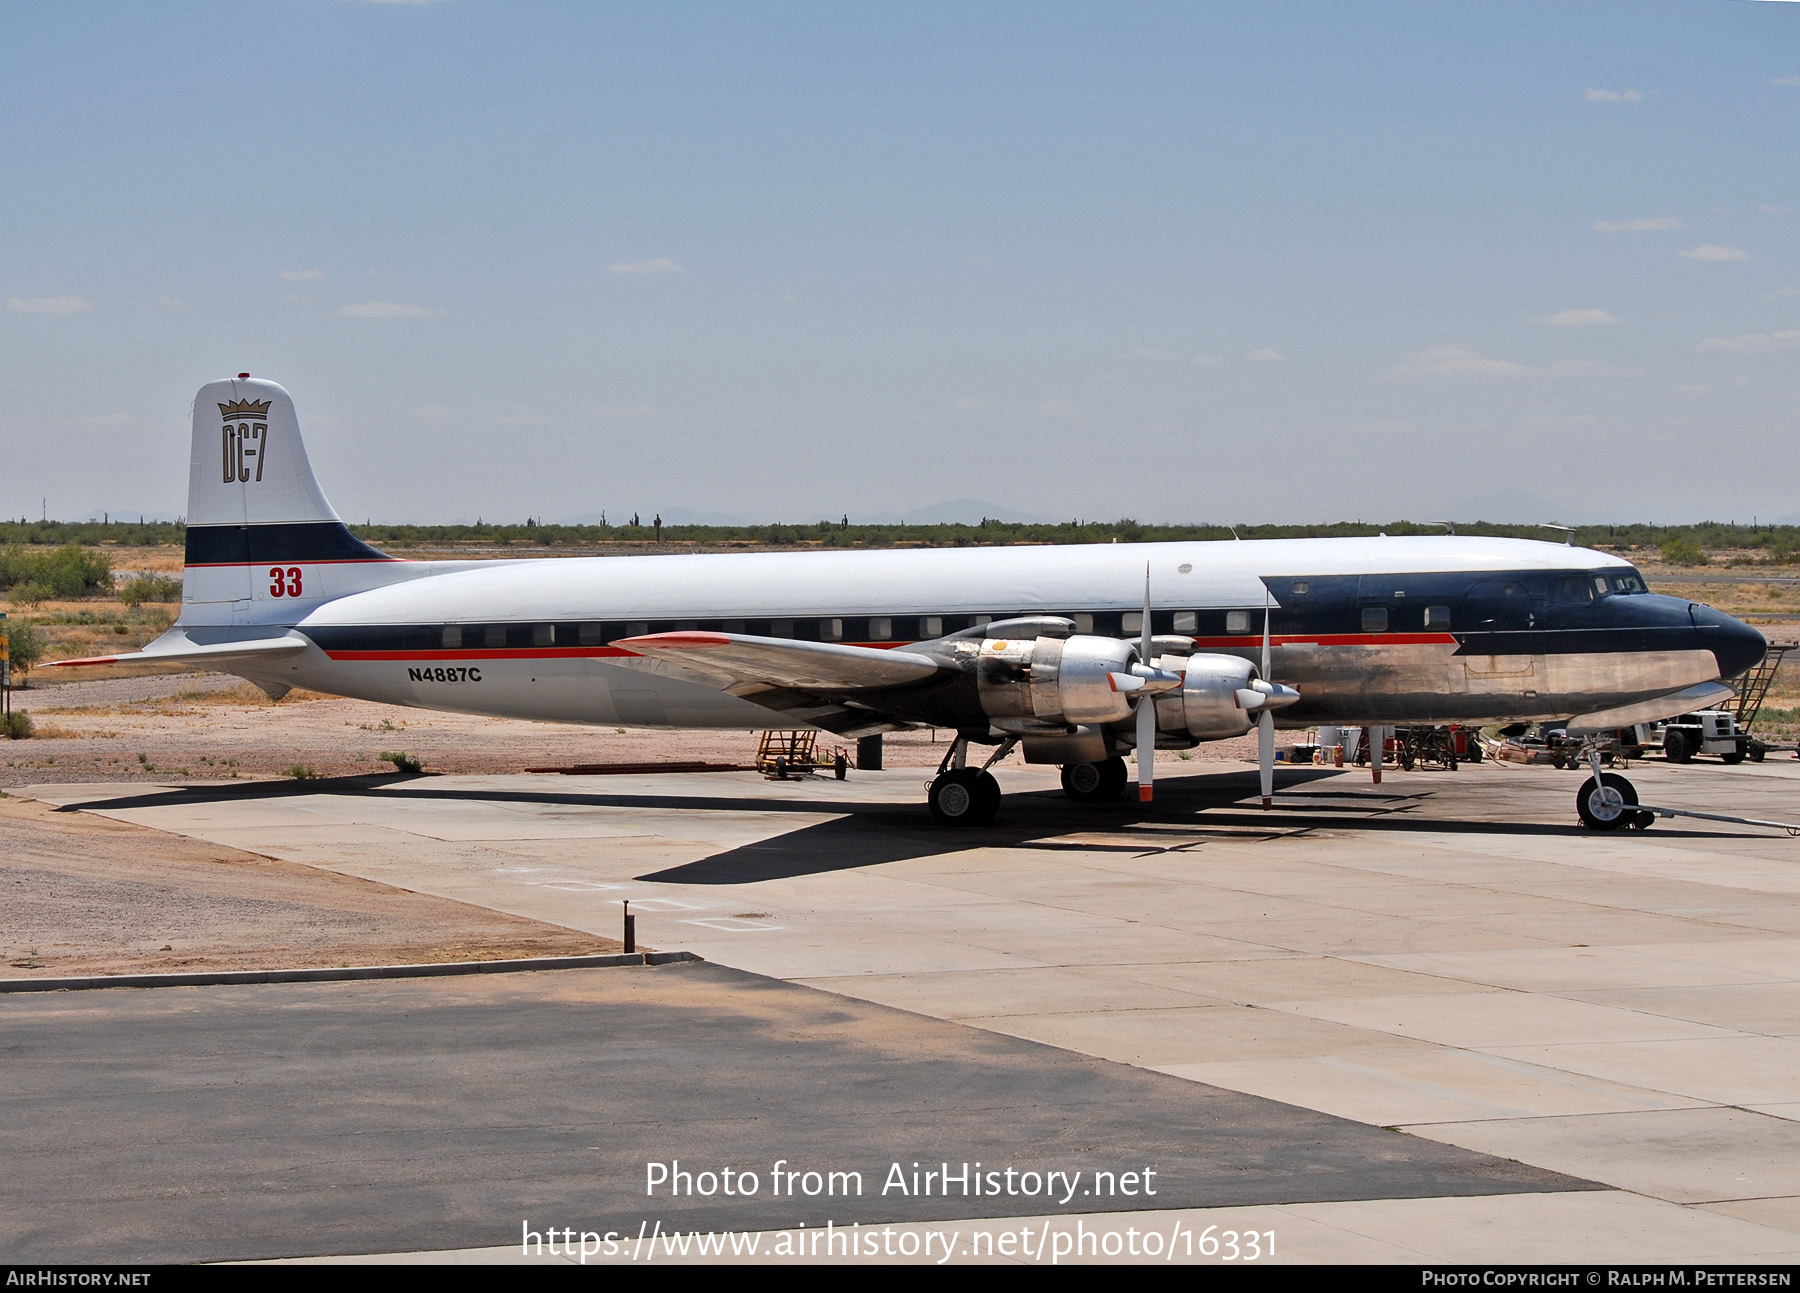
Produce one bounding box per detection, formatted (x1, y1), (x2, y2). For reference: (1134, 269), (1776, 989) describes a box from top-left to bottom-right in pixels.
(1610, 571), (1646, 594)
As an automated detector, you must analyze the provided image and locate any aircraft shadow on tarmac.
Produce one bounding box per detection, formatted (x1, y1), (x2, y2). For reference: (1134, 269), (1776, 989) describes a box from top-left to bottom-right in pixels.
(53, 765), (1730, 887)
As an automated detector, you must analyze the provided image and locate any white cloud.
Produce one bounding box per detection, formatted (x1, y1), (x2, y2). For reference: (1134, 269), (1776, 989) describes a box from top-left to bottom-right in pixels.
(1679, 244), (1750, 261)
(606, 258), (683, 275)
(1190, 354), (1222, 367)
(279, 268), (325, 282)
(1530, 308), (1622, 327)
(1246, 348), (1288, 363)
(1772, 286), (1800, 298)
(1592, 216), (1684, 232)
(1758, 204), (1792, 214)
(1694, 330), (1800, 353)
(1376, 345), (1629, 382)
(1774, 76), (1800, 87)
(1380, 344), (1530, 380)
(1037, 397), (1078, 414)
(1586, 87), (1644, 102)
(8, 295), (95, 314)
(337, 300), (441, 318)
(954, 397), (989, 410)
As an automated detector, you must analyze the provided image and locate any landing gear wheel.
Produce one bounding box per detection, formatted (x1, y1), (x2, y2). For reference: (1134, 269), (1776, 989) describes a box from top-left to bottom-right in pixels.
(930, 768), (1000, 825)
(1577, 772), (1640, 831)
(1061, 757), (1128, 803)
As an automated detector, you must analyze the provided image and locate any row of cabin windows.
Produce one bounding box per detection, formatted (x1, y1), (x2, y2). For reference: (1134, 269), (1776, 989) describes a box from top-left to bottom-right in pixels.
(433, 605), (1451, 651)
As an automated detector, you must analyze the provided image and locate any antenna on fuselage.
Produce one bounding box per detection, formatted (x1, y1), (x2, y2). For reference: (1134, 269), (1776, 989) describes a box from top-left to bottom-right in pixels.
(1539, 523), (1576, 546)
(1421, 520), (1456, 535)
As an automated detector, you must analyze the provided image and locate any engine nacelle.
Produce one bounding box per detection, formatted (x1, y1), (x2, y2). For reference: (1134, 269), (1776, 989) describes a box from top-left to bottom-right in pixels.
(1153, 652), (1260, 740)
(977, 634), (1139, 727)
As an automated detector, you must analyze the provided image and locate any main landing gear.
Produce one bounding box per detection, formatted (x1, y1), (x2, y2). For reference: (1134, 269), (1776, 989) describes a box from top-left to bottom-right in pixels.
(1060, 757), (1129, 803)
(927, 735), (1018, 826)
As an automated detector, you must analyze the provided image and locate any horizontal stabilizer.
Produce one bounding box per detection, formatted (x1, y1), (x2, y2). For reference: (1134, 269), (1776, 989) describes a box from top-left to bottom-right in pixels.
(613, 631), (942, 693)
(48, 631), (311, 670)
(1564, 681), (1737, 734)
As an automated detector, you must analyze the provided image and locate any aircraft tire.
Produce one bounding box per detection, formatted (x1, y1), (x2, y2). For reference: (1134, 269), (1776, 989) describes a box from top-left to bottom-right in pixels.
(1061, 757), (1129, 803)
(974, 770), (1001, 822)
(1577, 772), (1639, 831)
(930, 768), (997, 825)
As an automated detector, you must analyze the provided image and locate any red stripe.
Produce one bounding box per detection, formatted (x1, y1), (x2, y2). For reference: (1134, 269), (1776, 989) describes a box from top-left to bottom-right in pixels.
(1186, 633), (1458, 648)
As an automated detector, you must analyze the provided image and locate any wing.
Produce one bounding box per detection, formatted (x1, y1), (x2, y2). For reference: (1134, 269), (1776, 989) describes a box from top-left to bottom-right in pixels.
(613, 631), (943, 692)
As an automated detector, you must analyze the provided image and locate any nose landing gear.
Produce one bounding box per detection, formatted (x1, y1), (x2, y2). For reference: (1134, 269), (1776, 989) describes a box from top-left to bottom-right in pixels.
(1576, 768), (1652, 831)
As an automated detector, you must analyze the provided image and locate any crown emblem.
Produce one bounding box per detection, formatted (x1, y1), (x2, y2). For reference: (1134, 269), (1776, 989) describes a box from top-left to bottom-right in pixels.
(219, 398), (271, 421)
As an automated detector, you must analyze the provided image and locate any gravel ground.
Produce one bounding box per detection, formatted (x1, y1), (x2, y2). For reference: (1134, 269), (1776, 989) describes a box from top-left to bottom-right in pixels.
(0, 796), (621, 978)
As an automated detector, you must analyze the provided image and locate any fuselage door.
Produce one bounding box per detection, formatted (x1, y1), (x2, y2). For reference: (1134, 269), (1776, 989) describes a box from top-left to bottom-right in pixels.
(1465, 579), (1535, 631)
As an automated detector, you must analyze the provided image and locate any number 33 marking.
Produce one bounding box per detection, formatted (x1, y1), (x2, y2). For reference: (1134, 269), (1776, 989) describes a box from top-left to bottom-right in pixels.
(268, 566), (303, 598)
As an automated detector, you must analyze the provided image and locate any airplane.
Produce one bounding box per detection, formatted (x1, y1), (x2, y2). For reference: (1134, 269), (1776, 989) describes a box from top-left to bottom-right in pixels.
(55, 376), (1768, 832)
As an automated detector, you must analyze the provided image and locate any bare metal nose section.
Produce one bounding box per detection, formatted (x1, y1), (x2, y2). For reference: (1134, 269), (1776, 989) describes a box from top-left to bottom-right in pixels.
(1690, 603), (1767, 679)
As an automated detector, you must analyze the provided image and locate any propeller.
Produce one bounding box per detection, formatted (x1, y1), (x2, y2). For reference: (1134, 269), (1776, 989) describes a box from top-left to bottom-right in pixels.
(1243, 586), (1300, 809)
(1135, 568), (1154, 800)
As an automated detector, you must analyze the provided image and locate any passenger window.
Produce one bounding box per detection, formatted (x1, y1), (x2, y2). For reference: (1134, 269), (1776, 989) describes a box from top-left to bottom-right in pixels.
(1291, 581), (1309, 594)
(442, 625), (462, 649)
(1071, 613), (1094, 633)
(578, 623), (604, 647)
(821, 618), (842, 640)
(869, 617), (891, 640)
(1362, 607), (1389, 633)
(1593, 576), (1610, 598)
(1173, 611), (1197, 633)
(1122, 612), (1143, 633)
(532, 624), (553, 647)
(627, 622), (648, 638)
(772, 619), (795, 638)
(920, 616), (942, 638)
(1226, 610), (1250, 634)
(1557, 577), (1592, 603)
(1424, 605), (1451, 628)
(723, 619), (747, 634)
(484, 625), (506, 648)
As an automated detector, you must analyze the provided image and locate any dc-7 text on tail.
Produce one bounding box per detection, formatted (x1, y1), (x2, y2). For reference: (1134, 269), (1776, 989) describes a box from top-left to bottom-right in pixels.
(59, 377), (1767, 829)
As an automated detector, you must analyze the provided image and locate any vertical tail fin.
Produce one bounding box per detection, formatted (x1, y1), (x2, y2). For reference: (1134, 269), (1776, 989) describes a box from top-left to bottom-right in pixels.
(181, 377), (394, 625)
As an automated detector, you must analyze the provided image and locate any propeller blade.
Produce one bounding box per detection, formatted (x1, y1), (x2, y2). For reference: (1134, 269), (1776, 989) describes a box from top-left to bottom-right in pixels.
(1258, 709), (1275, 809)
(1259, 588), (1277, 809)
(1139, 563), (1155, 802)
(1137, 688), (1155, 802)
(1261, 588), (1272, 679)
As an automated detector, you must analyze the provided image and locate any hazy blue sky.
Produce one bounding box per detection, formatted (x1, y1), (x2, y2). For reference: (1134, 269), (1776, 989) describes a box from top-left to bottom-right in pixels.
(2, 2), (1796, 525)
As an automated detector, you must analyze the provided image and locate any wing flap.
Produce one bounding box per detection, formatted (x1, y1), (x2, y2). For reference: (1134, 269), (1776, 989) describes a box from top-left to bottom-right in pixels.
(613, 631), (942, 693)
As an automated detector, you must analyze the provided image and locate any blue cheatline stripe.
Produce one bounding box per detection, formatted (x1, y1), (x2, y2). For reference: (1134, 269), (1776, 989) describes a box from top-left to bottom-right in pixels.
(185, 521), (395, 567)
